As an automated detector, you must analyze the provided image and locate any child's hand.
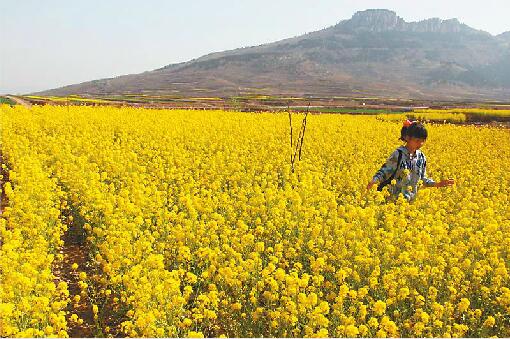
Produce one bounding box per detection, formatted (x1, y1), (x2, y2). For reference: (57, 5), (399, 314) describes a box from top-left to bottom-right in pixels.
(436, 178), (455, 187)
(367, 180), (377, 190)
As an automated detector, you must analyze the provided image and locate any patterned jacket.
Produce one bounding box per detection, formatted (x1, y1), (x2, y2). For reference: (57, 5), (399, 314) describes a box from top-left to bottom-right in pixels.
(373, 146), (435, 200)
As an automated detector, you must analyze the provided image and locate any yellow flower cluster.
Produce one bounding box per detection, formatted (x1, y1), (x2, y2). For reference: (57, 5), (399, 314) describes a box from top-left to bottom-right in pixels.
(0, 109), (69, 337)
(1, 104), (509, 337)
(414, 108), (510, 118)
(377, 112), (467, 123)
(24, 95), (112, 104)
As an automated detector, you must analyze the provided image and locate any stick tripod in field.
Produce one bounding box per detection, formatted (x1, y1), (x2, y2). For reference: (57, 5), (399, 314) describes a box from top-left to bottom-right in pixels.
(288, 102), (309, 173)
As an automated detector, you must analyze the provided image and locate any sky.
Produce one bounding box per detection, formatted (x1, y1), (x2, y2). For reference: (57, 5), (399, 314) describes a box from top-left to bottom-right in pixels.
(1, 0), (509, 94)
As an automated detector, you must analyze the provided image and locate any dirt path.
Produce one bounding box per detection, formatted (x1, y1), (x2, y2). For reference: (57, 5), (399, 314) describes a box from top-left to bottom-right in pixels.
(54, 202), (126, 337)
(5, 95), (32, 108)
(0, 153), (8, 217)
(54, 210), (97, 337)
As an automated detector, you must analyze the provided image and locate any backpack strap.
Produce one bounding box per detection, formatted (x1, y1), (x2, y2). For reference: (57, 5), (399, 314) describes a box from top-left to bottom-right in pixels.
(377, 149), (403, 191)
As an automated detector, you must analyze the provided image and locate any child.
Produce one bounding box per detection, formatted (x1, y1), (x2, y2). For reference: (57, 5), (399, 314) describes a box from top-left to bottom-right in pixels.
(367, 120), (454, 201)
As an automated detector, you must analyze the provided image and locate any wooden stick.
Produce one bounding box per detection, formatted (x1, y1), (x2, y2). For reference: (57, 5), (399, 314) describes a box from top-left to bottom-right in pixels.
(298, 103), (310, 161)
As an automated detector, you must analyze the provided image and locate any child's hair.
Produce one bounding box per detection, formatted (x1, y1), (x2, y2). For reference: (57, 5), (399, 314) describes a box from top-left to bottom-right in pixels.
(400, 120), (428, 141)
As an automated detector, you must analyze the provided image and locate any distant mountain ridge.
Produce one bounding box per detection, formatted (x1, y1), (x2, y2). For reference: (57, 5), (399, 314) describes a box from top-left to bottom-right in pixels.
(342, 9), (484, 34)
(36, 9), (510, 100)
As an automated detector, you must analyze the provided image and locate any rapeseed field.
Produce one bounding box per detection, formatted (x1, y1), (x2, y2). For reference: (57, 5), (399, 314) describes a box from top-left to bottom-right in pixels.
(1, 105), (509, 337)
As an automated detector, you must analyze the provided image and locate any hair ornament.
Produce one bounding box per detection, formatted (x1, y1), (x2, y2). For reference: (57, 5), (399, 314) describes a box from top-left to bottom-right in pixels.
(403, 119), (413, 127)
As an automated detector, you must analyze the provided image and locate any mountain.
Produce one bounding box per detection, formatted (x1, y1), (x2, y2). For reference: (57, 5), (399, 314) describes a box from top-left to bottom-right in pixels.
(36, 9), (510, 100)
(497, 31), (510, 48)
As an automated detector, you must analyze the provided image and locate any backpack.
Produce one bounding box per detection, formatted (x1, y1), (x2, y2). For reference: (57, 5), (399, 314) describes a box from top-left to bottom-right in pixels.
(377, 149), (403, 192)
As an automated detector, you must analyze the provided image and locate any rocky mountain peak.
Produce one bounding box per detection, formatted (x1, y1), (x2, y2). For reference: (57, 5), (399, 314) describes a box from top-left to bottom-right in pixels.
(342, 9), (481, 34)
(408, 18), (475, 33)
(498, 31), (510, 42)
(346, 9), (405, 31)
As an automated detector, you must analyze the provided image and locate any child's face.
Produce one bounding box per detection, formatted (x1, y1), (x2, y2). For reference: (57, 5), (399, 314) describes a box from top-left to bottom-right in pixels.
(406, 136), (426, 151)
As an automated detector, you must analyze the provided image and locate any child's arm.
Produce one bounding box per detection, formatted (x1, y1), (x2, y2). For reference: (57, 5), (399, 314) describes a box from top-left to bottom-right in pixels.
(421, 156), (454, 188)
(432, 179), (455, 187)
(420, 163), (436, 187)
(367, 150), (400, 190)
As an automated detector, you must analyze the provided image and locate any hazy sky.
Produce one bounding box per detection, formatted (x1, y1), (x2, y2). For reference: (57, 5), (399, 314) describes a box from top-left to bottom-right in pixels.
(1, 0), (509, 94)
